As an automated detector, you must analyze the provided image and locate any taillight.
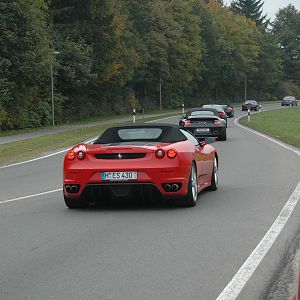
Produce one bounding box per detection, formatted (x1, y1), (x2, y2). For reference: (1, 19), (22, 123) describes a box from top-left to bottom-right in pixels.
(167, 149), (177, 159)
(184, 121), (191, 126)
(67, 151), (75, 160)
(214, 121), (224, 126)
(77, 150), (86, 160)
(218, 112), (225, 117)
(155, 149), (165, 158)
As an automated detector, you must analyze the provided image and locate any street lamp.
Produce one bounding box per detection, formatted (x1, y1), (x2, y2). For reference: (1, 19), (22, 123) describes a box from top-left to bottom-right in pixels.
(51, 51), (60, 127)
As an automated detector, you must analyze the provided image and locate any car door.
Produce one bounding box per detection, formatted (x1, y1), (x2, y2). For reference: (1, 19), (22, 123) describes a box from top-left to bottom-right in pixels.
(180, 130), (211, 186)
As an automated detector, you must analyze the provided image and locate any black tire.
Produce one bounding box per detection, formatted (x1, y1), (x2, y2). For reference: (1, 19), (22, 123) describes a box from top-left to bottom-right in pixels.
(218, 130), (227, 141)
(180, 163), (198, 207)
(64, 194), (89, 209)
(207, 157), (218, 191)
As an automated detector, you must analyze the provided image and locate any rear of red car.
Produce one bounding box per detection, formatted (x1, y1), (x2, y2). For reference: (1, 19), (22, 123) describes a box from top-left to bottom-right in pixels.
(64, 142), (194, 204)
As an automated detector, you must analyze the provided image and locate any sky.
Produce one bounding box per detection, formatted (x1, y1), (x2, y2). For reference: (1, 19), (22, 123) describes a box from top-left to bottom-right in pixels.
(223, 0), (300, 21)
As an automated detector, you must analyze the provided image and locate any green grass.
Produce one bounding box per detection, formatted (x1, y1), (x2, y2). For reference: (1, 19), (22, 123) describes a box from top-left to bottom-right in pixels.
(239, 107), (300, 148)
(0, 109), (179, 137)
(0, 113), (179, 166)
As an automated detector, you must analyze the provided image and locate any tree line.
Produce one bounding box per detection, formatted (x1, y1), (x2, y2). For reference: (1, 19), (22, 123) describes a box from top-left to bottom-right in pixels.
(0, 0), (299, 129)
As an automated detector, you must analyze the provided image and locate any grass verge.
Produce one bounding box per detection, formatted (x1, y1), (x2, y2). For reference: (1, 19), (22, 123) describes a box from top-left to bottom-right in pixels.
(239, 107), (300, 148)
(0, 113), (179, 166)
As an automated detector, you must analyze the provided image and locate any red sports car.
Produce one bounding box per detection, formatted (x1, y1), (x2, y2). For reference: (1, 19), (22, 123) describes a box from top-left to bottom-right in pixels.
(63, 124), (218, 208)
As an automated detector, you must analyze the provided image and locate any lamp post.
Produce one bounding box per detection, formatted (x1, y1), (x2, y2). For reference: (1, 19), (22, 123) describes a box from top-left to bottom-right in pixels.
(244, 73), (247, 102)
(159, 78), (162, 112)
(51, 51), (60, 127)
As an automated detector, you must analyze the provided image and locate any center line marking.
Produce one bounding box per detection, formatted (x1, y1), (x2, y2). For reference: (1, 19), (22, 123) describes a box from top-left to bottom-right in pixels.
(0, 188), (62, 205)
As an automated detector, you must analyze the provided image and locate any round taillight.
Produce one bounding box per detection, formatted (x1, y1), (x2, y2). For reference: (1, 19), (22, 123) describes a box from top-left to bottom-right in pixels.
(67, 151), (75, 160)
(155, 149), (165, 158)
(77, 151), (86, 160)
(167, 149), (177, 159)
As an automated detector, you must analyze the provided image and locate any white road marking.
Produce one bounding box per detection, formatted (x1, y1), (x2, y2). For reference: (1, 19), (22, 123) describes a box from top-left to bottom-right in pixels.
(216, 182), (300, 300)
(0, 188), (62, 205)
(216, 115), (300, 299)
(0, 115), (179, 169)
(0, 149), (70, 169)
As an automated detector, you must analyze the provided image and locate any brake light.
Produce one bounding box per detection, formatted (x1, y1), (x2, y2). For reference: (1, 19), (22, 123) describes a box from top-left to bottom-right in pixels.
(67, 151), (75, 160)
(167, 149), (177, 159)
(77, 150), (86, 160)
(155, 149), (165, 158)
(218, 112), (225, 117)
(214, 121), (224, 126)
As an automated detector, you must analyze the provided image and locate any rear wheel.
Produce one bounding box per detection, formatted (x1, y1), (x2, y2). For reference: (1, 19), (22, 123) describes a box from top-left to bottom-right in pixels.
(207, 157), (218, 191)
(219, 130), (227, 141)
(181, 163), (198, 207)
(64, 194), (89, 209)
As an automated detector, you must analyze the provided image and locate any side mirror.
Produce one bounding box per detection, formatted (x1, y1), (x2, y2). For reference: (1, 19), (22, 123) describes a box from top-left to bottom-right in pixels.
(199, 137), (216, 146)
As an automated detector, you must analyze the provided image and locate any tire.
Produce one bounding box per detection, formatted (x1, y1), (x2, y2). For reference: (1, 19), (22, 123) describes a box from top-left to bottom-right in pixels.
(218, 130), (227, 141)
(64, 194), (89, 209)
(207, 157), (218, 191)
(181, 163), (198, 207)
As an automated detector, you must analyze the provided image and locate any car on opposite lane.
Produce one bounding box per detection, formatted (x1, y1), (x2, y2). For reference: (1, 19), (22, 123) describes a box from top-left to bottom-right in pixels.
(281, 96), (298, 106)
(242, 100), (261, 111)
(63, 123), (218, 208)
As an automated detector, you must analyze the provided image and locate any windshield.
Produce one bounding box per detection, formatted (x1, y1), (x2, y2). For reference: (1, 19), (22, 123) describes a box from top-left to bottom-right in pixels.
(118, 128), (163, 140)
(190, 111), (214, 116)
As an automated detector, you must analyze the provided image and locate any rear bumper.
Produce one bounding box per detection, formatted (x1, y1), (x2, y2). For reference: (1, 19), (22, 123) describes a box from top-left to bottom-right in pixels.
(64, 164), (191, 199)
(185, 127), (225, 138)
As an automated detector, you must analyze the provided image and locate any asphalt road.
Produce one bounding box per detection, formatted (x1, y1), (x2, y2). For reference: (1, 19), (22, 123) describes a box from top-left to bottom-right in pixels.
(0, 103), (299, 300)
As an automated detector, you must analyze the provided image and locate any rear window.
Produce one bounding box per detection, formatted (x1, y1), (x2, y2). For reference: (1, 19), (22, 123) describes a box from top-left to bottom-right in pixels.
(190, 111), (214, 116)
(118, 128), (163, 140)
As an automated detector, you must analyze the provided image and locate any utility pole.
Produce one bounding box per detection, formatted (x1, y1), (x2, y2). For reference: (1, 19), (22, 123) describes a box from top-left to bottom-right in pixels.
(51, 51), (60, 127)
(159, 78), (162, 112)
(244, 73), (247, 102)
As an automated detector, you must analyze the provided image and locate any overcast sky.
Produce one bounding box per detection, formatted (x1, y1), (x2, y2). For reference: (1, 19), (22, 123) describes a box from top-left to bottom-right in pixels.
(224, 0), (300, 21)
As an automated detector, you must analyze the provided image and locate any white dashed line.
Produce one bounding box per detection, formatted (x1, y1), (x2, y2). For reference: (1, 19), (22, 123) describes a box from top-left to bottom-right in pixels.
(0, 189), (62, 205)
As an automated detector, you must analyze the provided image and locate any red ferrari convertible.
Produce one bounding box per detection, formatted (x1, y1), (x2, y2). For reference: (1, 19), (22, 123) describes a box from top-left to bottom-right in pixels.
(63, 124), (218, 208)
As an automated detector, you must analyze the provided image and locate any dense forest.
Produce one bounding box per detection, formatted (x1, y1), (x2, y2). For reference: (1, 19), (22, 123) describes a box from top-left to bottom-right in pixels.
(0, 0), (299, 129)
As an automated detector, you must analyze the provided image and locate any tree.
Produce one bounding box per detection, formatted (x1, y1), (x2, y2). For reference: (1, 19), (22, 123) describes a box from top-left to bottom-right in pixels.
(0, 0), (52, 129)
(230, 0), (269, 28)
(272, 5), (300, 87)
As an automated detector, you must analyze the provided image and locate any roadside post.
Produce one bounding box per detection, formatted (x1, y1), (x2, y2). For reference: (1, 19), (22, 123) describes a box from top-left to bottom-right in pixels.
(133, 108), (136, 123)
(182, 103), (185, 116)
(142, 107), (145, 119)
(247, 109), (251, 122)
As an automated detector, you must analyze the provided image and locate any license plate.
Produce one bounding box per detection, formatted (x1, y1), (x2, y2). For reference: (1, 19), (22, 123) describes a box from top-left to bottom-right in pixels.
(195, 128), (210, 132)
(101, 171), (138, 181)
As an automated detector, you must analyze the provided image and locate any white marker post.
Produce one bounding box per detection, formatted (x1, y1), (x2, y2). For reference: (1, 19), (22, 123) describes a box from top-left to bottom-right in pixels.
(247, 109), (251, 122)
(133, 108), (136, 123)
(182, 103), (185, 115)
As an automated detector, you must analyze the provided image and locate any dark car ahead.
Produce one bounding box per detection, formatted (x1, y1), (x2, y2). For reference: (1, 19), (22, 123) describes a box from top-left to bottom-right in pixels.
(242, 100), (261, 111)
(281, 96), (298, 106)
(179, 114), (227, 141)
(182, 108), (220, 119)
(202, 104), (228, 126)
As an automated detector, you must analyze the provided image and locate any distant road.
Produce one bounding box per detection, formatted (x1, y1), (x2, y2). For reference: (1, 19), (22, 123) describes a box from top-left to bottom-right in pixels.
(0, 102), (299, 300)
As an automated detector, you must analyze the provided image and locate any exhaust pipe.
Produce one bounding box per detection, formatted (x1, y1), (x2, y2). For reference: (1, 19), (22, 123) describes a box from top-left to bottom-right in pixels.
(65, 184), (80, 194)
(172, 184), (179, 192)
(164, 184), (172, 192)
(65, 185), (72, 193)
(71, 185), (79, 193)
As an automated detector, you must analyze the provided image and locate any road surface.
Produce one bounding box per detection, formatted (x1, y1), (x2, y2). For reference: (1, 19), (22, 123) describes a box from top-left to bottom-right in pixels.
(0, 103), (299, 300)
